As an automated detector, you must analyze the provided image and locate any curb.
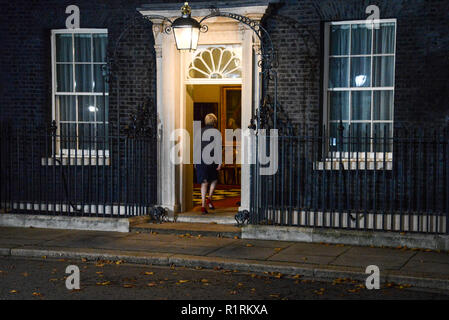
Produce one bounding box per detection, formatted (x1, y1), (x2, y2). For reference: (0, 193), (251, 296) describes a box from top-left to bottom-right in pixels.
(2, 246), (449, 291)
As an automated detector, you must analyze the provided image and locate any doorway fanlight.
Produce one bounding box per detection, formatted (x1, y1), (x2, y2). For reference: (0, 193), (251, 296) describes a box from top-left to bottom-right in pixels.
(187, 46), (242, 81)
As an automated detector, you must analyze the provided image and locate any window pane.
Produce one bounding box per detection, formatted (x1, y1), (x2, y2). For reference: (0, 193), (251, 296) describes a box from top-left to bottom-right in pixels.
(329, 57), (349, 88)
(78, 96), (96, 122)
(350, 57), (371, 87)
(58, 95), (76, 121)
(330, 25), (349, 55)
(373, 56), (394, 87)
(56, 64), (73, 92)
(96, 96), (109, 122)
(329, 122), (349, 152)
(79, 124), (95, 150)
(60, 123), (76, 150)
(93, 64), (108, 93)
(351, 24), (371, 55)
(75, 64), (92, 92)
(374, 23), (395, 54)
(350, 123), (371, 152)
(74, 34), (92, 62)
(93, 34), (107, 62)
(56, 34), (73, 62)
(374, 123), (392, 152)
(351, 91), (371, 120)
(373, 90), (393, 120)
(329, 91), (349, 120)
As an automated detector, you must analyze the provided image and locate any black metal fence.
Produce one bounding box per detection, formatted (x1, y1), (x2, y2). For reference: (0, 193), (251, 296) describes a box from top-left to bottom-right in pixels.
(0, 123), (156, 217)
(250, 125), (449, 234)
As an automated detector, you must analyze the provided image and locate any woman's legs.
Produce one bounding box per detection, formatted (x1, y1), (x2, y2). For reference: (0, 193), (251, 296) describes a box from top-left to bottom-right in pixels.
(201, 181), (209, 208)
(208, 179), (218, 199)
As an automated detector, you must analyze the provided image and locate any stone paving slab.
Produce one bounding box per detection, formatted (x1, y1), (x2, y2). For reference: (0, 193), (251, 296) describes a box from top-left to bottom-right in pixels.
(277, 242), (350, 257)
(0, 227), (73, 240)
(206, 245), (280, 260)
(0, 238), (47, 247)
(409, 251), (449, 265)
(268, 253), (338, 265)
(330, 246), (417, 270)
(401, 260), (449, 277)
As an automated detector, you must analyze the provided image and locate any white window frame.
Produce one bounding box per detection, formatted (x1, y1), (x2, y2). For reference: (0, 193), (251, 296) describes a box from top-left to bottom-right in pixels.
(322, 19), (397, 160)
(51, 28), (109, 157)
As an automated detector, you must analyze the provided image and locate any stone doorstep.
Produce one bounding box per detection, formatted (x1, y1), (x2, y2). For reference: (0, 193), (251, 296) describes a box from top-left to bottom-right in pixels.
(2, 247), (449, 291)
(131, 222), (242, 238)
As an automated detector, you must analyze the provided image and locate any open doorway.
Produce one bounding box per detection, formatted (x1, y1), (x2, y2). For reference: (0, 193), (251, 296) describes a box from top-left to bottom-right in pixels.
(185, 84), (242, 216)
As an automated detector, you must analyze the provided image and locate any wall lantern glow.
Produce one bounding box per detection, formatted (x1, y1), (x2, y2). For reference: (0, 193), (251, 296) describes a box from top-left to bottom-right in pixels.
(172, 2), (201, 51)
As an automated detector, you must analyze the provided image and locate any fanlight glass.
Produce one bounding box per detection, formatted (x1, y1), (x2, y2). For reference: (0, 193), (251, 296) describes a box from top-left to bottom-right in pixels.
(187, 46), (242, 79)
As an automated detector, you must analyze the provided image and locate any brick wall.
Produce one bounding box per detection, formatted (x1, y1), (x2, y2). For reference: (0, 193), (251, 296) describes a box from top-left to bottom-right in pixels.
(265, 0), (449, 129)
(1, 0), (448, 130)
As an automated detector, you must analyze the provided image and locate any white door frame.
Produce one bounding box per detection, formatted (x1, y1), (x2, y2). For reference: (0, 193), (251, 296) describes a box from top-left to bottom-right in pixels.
(140, 5), (268, 216)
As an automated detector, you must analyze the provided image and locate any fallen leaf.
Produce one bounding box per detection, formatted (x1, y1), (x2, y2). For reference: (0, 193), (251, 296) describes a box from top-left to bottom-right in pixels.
(115, 260), (124, 265)
(293, 274), (302, 279)
(123, 284), (135, 288)
(9, 290), (18, 294)
(274, 248), (282, 252)
(144, 272), (154, 275)
(32, 292), (43, 297)
(245, 243), (254, 247)
(96, 281), (111, 286)
(200, 279), (209, 283)
(233, 236), (239, 239)
(177, 280), (189, 284)
(147, 282), (157, 287)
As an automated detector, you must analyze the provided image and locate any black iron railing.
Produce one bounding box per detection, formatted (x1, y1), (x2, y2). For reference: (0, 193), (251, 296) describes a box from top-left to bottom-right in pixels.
(0, 124), (156, 217)
(250, 125), (449, 234)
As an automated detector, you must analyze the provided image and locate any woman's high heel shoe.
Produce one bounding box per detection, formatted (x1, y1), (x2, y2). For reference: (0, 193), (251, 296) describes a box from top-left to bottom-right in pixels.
(201, 207), (208, 214)
(206, 198), (215, 210)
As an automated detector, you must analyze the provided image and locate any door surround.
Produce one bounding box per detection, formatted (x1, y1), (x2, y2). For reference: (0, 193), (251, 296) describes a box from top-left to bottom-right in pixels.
(139, 3), (268, 216)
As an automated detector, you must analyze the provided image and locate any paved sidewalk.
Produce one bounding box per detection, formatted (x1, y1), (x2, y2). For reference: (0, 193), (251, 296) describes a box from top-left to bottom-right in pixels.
(0, 226), (448, 291)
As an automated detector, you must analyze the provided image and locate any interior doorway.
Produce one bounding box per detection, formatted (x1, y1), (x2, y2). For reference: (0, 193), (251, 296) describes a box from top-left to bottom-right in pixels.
(184, 84), (242, 215)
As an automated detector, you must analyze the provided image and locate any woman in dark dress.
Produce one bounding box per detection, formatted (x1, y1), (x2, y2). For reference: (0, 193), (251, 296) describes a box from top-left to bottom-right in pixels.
(196, 113), (222, 214)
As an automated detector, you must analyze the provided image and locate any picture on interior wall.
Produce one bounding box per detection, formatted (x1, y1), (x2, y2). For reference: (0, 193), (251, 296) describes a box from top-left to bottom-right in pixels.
(221, 87), (242, 143)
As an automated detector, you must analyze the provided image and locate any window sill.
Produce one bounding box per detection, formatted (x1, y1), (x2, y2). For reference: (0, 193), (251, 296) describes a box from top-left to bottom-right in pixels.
(41, 157), (110, 166)
(314, 159), (393, 171)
